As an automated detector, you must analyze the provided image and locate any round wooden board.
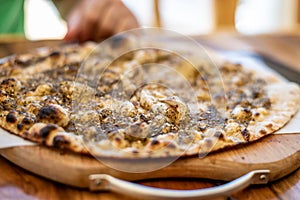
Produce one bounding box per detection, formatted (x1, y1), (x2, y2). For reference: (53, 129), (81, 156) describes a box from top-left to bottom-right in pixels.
(0, 134), (299, 189)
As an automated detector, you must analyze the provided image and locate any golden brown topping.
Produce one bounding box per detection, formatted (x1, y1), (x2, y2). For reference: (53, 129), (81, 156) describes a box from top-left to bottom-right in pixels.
(231, 106), (252, 122)
(34, 83), (53, 96)
(134, 49), (158, 64)
(98, 108), (112, 121)
(197, 92), (211, 101)
(160, 96), (189, 125)
(0, 78), (21, 94)
(139, 114), (150, 123)
(0, 90), (7, 103)
(26, 103), (42, 115)
(0, 43), (285, 158)
(224, 122), (241, 136)
(220, 63), (242, 73)
(53, 135), (70, 148)
(59, 81), (74, 99)
(119, 101), (137, 117)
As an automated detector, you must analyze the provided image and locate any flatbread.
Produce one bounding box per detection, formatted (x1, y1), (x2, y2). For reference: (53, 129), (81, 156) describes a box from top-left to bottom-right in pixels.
(0, 41), (299, 158)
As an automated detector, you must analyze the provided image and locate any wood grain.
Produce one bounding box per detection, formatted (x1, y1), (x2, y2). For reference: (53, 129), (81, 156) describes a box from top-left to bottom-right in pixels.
(0, 156), (129, 200)
(0, 134), (299, 190)
(298, 0), (300, 25)
(153, 0), (161, 27)
(271, 169), (300, 200)
(213, 0), (238, 30)
(0, 155), (299, 200)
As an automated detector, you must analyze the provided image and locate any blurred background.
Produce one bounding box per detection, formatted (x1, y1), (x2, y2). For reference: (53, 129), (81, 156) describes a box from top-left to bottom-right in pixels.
(23, 0), (300, 40)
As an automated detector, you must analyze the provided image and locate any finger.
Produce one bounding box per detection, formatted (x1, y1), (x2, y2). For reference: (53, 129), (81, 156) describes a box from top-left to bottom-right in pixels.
(94, 4), (116, 40)
(78, 0), (107, 42)
(114, 17), (139, 34)
(64, 9), (82, 41)
(95, 2), (139, 40)
(112, 2), (139, 34)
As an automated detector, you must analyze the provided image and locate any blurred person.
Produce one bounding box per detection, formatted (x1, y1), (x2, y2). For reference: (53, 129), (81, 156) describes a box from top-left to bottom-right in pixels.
(0, 0), (139, 42)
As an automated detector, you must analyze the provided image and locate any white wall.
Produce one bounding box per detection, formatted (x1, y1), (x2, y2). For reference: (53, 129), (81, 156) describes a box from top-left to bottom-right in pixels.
(24, 0), (67, 40)
(123, 0), (214, 35)
(235, 0), (298, 34)
(24, 0), (299, 40)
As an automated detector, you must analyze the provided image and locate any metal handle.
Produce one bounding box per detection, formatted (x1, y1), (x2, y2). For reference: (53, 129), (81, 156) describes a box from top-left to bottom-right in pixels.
(89, 170), (270, 200)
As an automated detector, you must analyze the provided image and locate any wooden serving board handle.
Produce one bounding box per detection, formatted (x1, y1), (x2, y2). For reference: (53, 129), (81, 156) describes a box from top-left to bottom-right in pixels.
(0, 134), (299, 188)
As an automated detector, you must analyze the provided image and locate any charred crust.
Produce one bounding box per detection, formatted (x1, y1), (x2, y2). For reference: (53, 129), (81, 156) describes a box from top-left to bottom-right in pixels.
(98, 109), (112, 120)
(1, 78), (16, 86)
(241, 128), (250, 141)
(6, 112), (17, 123)
(220, 63), (241, 73)
(114, 137), (121, 142)
(40, 124), (58, 138)
(214, 131), (222, 137)
(132, 149), (139, 154)
(198, 125), (207, 132)
(165, 108), (177, 122)
(0, 89), (6, 96)
(151, 139), (160, 146)
(15, 58), (32, 66)
(53, 135), (70, 148)
(266, 123), (273, 129)
(23, 131), (29, 137)
(22, 117), (33, 125)
(214, 131), (225, 140)
(251, 90), (261, 99)
(254, 112), (260, 117)
(38, 105), (59, 122)
(243, 108), (251, 113)
(48, 51), (61, 57)
(95, 91), (105, 97)
(259, 129), (267, 135)
(17, 123), (23, 130)
(218, 132), (225, 140)
(139, 114), (149, 122)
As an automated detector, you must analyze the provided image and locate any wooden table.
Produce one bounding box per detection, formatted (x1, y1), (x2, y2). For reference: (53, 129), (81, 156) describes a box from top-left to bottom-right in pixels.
(0, 33), (299, 199)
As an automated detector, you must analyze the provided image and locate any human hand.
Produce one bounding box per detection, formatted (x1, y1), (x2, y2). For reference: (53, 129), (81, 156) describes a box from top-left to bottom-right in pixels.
(64, 0), (139, 42)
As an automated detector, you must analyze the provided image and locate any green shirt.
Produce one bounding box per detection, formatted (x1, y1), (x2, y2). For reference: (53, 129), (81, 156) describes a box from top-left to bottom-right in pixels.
(0, 0), (25, 35)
